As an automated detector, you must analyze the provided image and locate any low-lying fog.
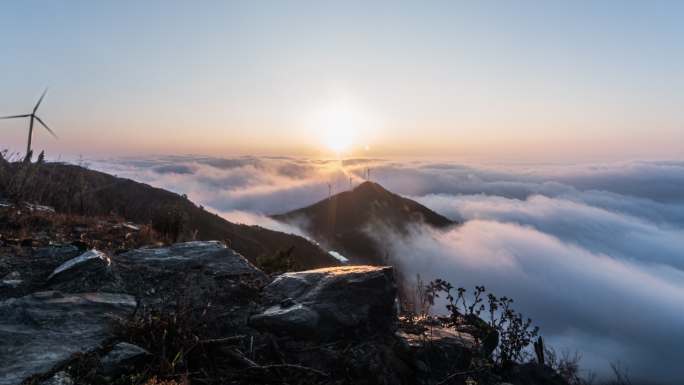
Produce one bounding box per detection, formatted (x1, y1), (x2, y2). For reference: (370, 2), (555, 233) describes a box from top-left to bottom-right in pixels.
(91, 156), (684, 384)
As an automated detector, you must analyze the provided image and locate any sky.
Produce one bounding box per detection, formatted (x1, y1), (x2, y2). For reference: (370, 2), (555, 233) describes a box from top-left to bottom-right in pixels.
(1, 1), (683, 161)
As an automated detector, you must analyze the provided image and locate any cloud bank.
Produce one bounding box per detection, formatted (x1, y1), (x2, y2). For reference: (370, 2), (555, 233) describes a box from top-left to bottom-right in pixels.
(89, 155), (684, 384)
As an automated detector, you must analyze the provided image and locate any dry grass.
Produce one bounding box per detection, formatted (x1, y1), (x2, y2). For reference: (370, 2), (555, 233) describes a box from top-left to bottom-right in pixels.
(0, 205), (162, 252)
(115, 296), (214, 378)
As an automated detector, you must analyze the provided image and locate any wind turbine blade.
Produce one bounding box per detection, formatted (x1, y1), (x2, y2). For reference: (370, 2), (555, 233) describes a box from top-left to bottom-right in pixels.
(0, 114), (30, 119)
(34, 116), (57, 139)
(33, 88), (48, 113)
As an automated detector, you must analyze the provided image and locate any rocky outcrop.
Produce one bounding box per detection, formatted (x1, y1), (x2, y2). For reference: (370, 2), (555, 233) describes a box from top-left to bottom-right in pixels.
(0, 242), (265, 384)
(0, 236), (566, 385)
(0, 291), (136, 385)
(119, 241), (265, 279)
(115, 241), (268, 307)
(397, 326), (476, 381)
(251, 265), (396, 340)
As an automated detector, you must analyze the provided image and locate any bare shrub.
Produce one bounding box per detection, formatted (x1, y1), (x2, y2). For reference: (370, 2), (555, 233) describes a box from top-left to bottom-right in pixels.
(545, 347), (590, 385)
(608, 362), (632, 385)
(420, 278), (539, 367)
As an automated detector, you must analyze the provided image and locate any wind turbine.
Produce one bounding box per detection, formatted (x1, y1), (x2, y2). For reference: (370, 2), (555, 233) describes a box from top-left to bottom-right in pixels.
(0, 88), (57, 160)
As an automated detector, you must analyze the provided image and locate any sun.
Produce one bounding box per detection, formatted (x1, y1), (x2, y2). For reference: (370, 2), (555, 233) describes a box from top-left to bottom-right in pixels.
(315, 102), (362, 154)
(323, 117), (355, 153)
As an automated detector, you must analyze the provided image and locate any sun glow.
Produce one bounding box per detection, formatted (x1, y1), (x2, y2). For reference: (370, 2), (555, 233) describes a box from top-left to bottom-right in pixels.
(320, 104), (359, 154)
(310, 100), (374, 154)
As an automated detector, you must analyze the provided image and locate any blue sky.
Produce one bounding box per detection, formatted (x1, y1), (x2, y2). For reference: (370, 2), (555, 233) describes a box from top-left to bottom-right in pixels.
(1, 1), (683, 160)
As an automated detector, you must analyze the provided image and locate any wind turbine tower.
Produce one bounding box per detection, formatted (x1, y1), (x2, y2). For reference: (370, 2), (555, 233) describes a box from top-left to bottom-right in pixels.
(0, 88), (57, 160)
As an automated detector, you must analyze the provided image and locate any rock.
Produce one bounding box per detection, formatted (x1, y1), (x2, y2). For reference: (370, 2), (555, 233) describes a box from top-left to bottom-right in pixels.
(47, 249), (111, 283)
(397, 326), (476, 350)
(1, 271), (23, 288)
(0, 291), (136, 385)
(250, 303), (320, 337)
(45, 249), (120, 292)
(251, 265), (396, 340)
(99, 342), (150, 376)
(24, 203), (55, 213)
(39, 371), (74, 385)
(459, 313), (499, 357)
(113, 222), (140, 231)
(119, 241), (264, 279)
(116, 241), (267, 307)
(396, 326), (475, 378)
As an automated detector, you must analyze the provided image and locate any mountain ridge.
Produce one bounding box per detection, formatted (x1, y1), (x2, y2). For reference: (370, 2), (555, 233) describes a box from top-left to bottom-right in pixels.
(0, 160), (339, 269)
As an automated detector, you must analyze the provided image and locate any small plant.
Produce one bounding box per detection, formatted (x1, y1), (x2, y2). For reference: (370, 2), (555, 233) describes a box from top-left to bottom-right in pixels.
(419, 278), (539, 367)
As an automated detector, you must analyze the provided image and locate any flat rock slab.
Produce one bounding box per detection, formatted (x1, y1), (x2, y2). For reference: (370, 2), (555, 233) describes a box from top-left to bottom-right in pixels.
(119, 241), (264, 278)
(252, 265), (396, 340)
(0, 291), (136, 385)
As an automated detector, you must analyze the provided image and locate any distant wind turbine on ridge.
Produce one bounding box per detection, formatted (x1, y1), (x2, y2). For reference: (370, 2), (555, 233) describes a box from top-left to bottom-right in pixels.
(0, 88), (57, 160)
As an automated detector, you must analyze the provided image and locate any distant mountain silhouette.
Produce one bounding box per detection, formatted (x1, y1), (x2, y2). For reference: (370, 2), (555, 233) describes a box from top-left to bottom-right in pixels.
(0, 161), (339, 269)
(273, 181), (455, 264)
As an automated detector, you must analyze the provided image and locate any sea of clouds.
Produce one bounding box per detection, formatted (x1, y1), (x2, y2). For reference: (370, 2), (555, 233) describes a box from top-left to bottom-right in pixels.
(89, 155), (684, 384)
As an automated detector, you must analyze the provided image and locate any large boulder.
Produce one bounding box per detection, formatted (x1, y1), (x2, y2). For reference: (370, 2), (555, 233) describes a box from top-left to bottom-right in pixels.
(119, 241), (264, 279)
(251, 265), (396, 340)
(0, 291), (136, 385)
(116, 241), (267, 311)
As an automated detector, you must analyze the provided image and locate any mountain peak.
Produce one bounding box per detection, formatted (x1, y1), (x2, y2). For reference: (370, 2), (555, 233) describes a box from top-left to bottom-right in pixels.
(354, 180), (386, 191)
(273, 181), (455, 264)
(350, 180), (392, 196)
